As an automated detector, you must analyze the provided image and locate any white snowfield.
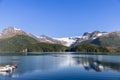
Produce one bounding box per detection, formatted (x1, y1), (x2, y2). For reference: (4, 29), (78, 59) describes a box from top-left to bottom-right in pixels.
(54, 37), (77, 46)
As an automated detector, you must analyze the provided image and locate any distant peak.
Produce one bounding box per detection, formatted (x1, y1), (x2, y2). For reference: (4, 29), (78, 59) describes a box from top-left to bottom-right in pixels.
(40, 35), (47, 37)
(13, 27), (21, 31)
(83, 31), (107, 36)
(0, 26), (27, 38)
(4, 26), (21, 31)
(93, 30), (101, 33)
(83, 32), (91, 36)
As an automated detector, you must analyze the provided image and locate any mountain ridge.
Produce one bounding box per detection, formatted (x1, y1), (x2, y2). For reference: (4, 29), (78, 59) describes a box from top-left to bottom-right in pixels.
(0, 26), (119, 47)
(0, 26), (120, 52)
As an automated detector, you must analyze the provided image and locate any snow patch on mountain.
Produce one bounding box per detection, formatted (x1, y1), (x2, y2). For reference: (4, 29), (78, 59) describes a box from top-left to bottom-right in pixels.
(0, 27), (27, 39)
(38, 35), (67, 45)
(54, 36), (80, 46)
(13, 27), (21, 31)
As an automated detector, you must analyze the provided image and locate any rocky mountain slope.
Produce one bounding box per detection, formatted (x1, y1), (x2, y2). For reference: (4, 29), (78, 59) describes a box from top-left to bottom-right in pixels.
(90, 31), (120, 49)
(0, 27), (27, 39)
(0, 26), (120, 52)
(73, 31), (108, 46)
(1, 27), (120, 48)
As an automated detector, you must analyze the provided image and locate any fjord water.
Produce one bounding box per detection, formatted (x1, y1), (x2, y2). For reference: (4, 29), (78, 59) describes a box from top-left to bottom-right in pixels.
(0, 53), (120, 80)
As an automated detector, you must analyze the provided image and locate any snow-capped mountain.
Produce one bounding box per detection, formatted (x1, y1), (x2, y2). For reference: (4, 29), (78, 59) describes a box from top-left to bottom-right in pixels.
(82, 31), (108, 40)
(37, 35), (67, 45)
(2, 27), (22, 35)
(53, 31), (108, 47)
(72, 31), (109, 46)
(0, 27), (27, 39)
(73, 31), (108, 45)
(0, 27), (110, 47)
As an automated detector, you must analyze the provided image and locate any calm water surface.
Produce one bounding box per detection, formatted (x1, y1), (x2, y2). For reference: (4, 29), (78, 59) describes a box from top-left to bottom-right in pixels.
(0, 53), (120, 80)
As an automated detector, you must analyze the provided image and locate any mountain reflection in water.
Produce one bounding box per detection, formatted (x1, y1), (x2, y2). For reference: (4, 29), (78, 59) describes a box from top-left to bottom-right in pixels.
(0, 54), (120, 80)
(72, 56), (120, 72)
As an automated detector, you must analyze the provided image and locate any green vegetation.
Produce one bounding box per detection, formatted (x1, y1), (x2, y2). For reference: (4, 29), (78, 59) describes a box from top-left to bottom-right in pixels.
(70, 44), (119, 52)
(0, 35), (68, 52)
(27, 43), (68, 52)
(91, 36), (120, 49)
(78, 33), (120, 52)
(0, 35), (119, 53)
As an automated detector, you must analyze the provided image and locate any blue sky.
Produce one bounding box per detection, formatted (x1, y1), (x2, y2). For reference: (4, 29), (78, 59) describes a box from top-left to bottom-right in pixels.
(0, 0), (120, 37)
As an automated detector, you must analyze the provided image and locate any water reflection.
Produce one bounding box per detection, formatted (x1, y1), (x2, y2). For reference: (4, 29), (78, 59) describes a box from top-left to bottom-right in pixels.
(0, 54), (120, 79)
(72, 55), (120, 72)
